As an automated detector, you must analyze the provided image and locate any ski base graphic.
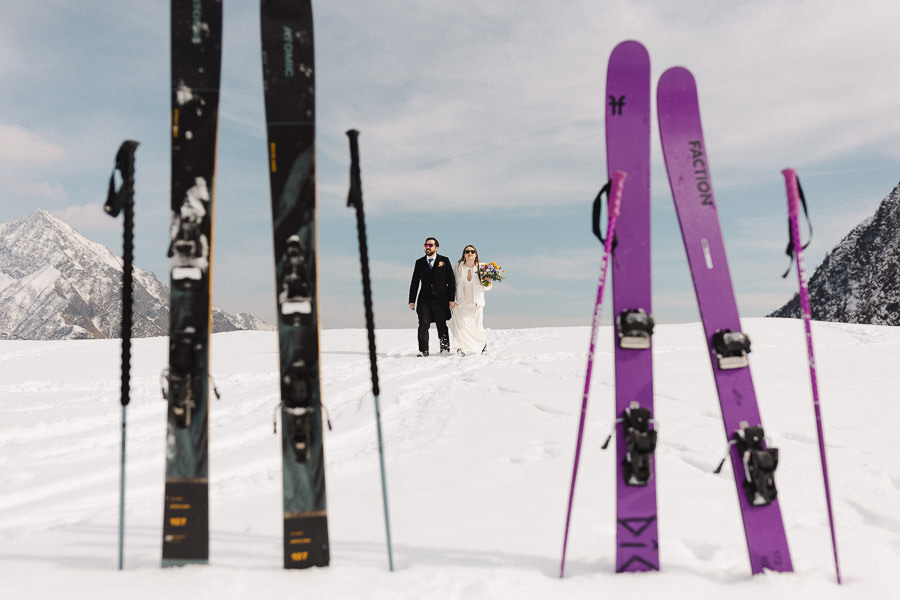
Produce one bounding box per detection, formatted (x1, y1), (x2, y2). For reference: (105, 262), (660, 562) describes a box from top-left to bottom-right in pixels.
(161, 480), (210, 565)
(283, 512), (330, 568)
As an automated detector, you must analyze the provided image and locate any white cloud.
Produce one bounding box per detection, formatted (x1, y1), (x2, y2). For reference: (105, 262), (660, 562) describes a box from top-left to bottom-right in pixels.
(50, 204), (122, 233)
(316, 0), (900, 215)
(0, 173), (66, 201)
(0, 123), (65, 162)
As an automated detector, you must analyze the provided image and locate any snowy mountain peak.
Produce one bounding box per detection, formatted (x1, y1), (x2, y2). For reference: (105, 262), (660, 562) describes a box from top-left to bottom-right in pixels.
(0, 209), (269, 340)
(771, 180), (900, 324)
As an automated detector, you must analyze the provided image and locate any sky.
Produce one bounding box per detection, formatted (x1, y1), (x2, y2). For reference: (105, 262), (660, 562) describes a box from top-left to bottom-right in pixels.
(1, 0), (899, 330)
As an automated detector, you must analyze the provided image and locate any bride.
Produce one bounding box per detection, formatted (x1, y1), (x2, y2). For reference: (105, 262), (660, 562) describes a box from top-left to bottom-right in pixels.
(451, 244), (491, 355)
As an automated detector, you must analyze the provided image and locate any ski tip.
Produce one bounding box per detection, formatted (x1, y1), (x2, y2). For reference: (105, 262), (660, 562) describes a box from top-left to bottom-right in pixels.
(656, 67), (700, 125)
(658, 66), (695, 90)
(610, 39), (649, 61)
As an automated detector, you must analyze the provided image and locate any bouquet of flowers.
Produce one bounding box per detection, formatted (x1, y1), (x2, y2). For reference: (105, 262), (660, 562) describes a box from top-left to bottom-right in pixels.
(479, 261), (505, 287)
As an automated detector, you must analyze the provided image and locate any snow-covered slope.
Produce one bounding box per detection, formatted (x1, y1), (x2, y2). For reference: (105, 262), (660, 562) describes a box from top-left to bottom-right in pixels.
(0, 210), (269, 339)
(2, 320), (895, 599)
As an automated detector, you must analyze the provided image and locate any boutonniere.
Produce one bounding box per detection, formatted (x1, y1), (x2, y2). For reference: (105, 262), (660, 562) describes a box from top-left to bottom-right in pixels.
(437, 261), (444, 267)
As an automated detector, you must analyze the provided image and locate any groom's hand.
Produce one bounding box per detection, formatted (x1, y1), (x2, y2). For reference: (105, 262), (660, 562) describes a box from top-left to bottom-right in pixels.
(409, 303), (415, 310)
(449, 302), (457, 309)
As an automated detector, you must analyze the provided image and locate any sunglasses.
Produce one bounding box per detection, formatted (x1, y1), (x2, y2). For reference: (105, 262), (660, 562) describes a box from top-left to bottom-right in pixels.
(424, 243), (435, 248)
(464, 250), (476, 254)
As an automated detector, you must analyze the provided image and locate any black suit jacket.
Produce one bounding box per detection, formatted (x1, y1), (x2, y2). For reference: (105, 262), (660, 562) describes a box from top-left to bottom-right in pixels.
(409, 254), (456, 321)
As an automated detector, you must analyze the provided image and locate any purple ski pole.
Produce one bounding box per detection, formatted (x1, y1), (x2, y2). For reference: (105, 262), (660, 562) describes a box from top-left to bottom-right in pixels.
(560, 170), (626, 578)
(782, 168), (841, 584)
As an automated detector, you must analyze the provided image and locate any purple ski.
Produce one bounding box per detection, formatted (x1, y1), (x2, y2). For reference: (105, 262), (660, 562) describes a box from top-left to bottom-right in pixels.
(658, 67), (792, 575)
(607, 40), (658, 573)
(782, 168), (841, 583)
(560, 170), (627, 578)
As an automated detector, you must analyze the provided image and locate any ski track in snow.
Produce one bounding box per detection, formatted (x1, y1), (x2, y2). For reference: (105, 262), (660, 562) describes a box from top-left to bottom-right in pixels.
(1, 319), (898, 599)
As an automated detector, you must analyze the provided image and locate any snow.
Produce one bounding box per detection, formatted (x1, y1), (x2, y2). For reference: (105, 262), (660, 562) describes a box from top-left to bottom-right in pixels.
(2, 318), (897, 598)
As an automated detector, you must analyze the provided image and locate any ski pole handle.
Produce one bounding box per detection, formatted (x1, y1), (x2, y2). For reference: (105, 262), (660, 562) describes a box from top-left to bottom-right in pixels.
(608, 169), (627, 220)
(105, 140), (140, 217)
(782, 168), (799, 220)
(347, 129), (362, 208)
(781, 167), (813, 278)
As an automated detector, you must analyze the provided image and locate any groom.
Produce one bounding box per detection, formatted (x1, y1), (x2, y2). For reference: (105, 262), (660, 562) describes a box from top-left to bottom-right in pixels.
(409, 237), (456, 356)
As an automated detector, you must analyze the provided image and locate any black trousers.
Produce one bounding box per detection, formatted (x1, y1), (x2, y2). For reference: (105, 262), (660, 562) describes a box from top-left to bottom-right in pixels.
(417, 300), (449, 352)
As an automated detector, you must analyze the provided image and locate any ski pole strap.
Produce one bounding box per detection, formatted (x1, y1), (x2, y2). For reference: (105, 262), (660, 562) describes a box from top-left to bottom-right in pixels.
(591, 179), (617, 252)
(782, 175), (813, 278)
(105, 140), (139, 218)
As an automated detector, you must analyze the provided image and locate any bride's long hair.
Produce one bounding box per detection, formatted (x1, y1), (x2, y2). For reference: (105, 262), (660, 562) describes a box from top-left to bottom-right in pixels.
(457, 244), (482, 282)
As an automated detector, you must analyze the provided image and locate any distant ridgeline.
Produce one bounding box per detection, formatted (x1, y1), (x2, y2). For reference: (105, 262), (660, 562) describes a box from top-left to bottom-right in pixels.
(770, 181), (900, 325)
(0, 209), (269, 340)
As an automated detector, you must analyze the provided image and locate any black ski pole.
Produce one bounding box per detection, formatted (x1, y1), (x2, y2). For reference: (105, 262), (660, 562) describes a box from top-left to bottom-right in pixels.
(346, 129), (394, 571)
(104, 139), (139, 570)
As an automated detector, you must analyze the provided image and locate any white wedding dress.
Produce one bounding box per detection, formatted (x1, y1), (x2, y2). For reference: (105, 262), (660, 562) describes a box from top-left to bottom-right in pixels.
(451, 263), (491, 354)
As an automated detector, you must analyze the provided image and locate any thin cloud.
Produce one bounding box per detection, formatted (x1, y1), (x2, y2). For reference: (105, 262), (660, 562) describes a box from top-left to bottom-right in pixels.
(51, 205), (121, 233)
(0, 123), (65, 162)
(0, 174), (66, 201)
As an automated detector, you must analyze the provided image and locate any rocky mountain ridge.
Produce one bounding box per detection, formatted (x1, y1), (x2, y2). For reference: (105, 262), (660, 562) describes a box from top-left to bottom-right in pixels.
(0, 209), (269, 340)
(770, 180), (900, 324)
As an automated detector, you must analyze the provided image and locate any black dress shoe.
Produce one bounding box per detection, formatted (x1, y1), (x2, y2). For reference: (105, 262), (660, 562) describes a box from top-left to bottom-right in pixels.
(417, 351), (429, 357)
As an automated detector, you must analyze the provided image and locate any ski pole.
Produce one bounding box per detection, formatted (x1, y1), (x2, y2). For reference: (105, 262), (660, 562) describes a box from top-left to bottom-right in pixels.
(560, 170), (626, 577)
(104, 140), (139, 571)
(781, 168), (841, 584)
(346, 129), (394, 572)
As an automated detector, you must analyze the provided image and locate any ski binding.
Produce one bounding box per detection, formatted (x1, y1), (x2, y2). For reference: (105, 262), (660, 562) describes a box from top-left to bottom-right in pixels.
(168, 178), (211, 285)
(283, 358), (314, 463)
(713, 329), (751, 370)
(735, 422), (779, 506)
(616, 308), (654, 350)
(162, 327), (203, 428)
(622, 401), (657, 486)
(280, 235), (313, 320)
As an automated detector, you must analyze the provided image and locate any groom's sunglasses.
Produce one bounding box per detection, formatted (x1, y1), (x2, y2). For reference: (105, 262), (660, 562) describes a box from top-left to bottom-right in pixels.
(424, 243), (435, 248)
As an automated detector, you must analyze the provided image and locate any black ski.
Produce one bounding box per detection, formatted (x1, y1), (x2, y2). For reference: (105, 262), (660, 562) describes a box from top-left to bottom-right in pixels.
(261, 0), (330, 568)
(161, 0), (222, 566)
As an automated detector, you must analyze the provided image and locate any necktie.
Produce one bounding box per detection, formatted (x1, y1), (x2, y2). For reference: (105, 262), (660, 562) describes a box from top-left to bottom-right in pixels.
(428, 258), (434, 269)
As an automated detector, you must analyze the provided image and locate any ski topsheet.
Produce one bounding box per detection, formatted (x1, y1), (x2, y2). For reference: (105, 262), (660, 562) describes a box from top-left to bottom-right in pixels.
(260, 0), (330, 568)
(606, 40), (658, 573)
(161, 0), (222, 566)
(657, 66), (792, 574)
